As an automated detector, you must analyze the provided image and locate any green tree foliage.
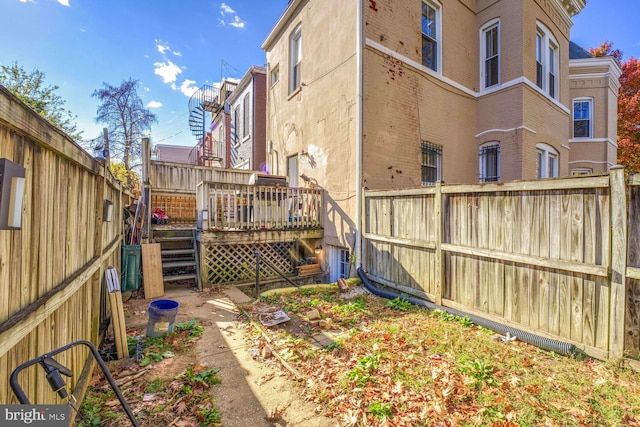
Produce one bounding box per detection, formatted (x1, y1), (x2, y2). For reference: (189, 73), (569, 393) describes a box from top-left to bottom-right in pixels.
(590, 42), (640, 172)
(0, 61), (82, 140)
(92, 78), (157, 189)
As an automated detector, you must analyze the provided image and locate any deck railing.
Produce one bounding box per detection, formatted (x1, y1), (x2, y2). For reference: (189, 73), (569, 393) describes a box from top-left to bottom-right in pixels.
(196, 181), (323, 230)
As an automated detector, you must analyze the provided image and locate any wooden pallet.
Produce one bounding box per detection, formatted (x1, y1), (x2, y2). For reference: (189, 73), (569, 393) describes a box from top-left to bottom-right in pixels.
(296, 264), (322, 277)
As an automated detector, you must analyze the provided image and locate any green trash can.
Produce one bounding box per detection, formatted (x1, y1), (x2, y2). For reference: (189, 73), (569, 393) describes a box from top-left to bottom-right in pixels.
(121, 245), (141, 291)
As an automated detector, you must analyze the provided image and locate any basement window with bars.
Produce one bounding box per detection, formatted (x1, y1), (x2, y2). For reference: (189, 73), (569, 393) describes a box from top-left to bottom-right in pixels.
(479, 143), (500, 182)
(421, 142), (442, 185)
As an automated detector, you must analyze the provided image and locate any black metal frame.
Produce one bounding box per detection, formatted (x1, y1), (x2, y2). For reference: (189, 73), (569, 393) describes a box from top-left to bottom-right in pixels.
(10, 340), (139, 427)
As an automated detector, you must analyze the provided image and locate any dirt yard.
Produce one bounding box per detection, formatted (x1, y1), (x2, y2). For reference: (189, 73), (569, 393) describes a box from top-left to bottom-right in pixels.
(91, 285), (338, 427)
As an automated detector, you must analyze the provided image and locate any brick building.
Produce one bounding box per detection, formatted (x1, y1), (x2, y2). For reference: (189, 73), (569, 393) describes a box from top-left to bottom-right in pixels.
(261, 0), (620, 278)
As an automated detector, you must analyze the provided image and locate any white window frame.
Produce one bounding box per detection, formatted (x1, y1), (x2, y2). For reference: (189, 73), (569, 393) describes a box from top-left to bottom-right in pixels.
(536, 143), (559, 178)
(329, 246), (351, 282)
(289, 25), (302, 93)
(572, 98), (593, 139)
(421, 141), (442, 185)
(243, 94), (250, 139)
(421, 0), (442, 73)
(480, 19), (500, 90)
(479, 142), (500, 182)
(535, 22), (559, 99)
(572, 168), (593, 176)
(270, 64), (279, 87)
(233, 106), (240, 147)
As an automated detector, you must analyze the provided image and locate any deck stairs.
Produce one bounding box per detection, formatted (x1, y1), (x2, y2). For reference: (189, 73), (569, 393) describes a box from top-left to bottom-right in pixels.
(153, 228), (201, 289)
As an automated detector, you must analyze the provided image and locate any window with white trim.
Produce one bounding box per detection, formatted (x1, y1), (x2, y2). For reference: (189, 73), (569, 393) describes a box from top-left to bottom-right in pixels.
(421, 141), (442, 185)
(479, 143), (500, 182)
(536, 143), (558, 178)
(270, 65), (279, 86)
(329, 247), (351, 282)
(573, 98), (593, 138)
(233, 106), (240, 146)
(572, 168), (593, 176)
(421, 1), (441, 71)
(289, 25), (302, 93)
(535, 23), (558, 99)
(243, 94), (250, 139)
(481, 20), (500, 89)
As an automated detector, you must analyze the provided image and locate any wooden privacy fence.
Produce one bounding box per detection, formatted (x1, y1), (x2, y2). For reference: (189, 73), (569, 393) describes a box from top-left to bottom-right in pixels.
(0, 86), (130, 404)
(362, 168), (635, 365)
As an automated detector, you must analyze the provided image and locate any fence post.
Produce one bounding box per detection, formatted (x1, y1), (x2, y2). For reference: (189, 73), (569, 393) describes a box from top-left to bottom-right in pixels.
(609, 166), (627, 359)
(434, 181), (443, 305)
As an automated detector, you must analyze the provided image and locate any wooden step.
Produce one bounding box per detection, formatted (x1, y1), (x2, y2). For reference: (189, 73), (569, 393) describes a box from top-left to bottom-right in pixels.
(162, 249), (195, 256)
(155, 236), (194, 242)
(163, 273), (198, 283)
(163, 261), (197, 269)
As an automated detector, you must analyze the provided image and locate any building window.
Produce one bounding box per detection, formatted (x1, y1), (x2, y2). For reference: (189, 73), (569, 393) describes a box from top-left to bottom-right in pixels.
(421, 142), (442, 185)
(572, 168), (593, 176)
(338, 249), (350, 279)
(233, 106), (240, 146)
(481, 20), (500, 89)
(243, 94), (250, 139)
(536, 143), (558, 178)
(479, 143), (500, 182)
(573, 98), (593, 138)
(270, 65), (279, 86)
(421, 1), (441, 71)
(535, 23), (558, 99)
(289, 25), (302, 93)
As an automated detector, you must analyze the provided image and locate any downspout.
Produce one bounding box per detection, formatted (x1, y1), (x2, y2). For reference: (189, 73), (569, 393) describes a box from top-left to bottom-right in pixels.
(355, 0), (364, 268)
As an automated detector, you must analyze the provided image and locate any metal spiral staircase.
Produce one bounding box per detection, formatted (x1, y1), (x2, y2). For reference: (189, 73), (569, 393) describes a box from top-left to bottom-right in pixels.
(188, 85), (219, 143)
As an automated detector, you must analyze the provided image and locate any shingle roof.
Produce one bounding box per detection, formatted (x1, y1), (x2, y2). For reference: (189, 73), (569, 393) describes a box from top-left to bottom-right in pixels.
(569, 41), (593, 59)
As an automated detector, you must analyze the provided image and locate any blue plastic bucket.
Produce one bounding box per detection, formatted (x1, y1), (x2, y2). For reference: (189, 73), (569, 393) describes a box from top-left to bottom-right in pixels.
(146, 299), (180, 337)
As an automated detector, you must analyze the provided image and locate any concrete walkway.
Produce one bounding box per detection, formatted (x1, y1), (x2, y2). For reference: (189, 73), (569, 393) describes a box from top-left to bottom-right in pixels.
(161, 286), (337, 427)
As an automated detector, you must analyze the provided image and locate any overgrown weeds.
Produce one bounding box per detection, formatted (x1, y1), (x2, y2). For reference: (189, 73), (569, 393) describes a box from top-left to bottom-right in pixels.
(247, 285), (640, 426)
(77, 319), (222, 427)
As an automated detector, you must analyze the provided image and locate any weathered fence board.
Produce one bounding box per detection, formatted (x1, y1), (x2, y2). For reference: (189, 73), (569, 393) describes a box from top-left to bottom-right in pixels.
(0, 86), (130, 404)
(362, 171), (632, 362)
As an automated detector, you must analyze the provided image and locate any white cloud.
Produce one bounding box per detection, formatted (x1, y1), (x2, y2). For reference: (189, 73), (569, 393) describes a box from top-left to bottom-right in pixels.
(178, 79), (198, 97)
(57, 0), (70, 6)
(220, 3), (234, 14)
(153, 60), (182, 84)
(155, 39), (182, 57)
(155, 39), (171, 55)
(19, 0), (36, 3)
(146, 100), (163, 109)
(219, 3), (246, 29)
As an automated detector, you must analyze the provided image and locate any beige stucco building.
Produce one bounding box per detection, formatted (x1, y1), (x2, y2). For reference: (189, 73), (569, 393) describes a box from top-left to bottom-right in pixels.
(262, 0), (620, 279)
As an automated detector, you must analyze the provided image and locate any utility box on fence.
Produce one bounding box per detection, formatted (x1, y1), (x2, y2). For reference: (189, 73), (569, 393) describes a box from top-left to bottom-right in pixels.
(121, 245), (142, 292)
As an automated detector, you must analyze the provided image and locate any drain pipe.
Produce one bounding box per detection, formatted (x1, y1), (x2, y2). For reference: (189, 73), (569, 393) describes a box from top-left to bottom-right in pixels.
(357, 267), (579, 357)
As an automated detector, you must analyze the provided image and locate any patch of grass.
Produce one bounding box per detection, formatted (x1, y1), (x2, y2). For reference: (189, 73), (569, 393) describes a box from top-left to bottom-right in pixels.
(331, 298), (366, 316)
(248, 287), (640, 427)
(457, 357), (497, 386)
(174, 319), (205, 338)
(259, 293), (282, 304)
(298, 287), (317, 296)
(145, 378), (168, 393)
(183, 366), (222, 386)
(367, 401), (393, 419)
(385, 296), (413, 312)
(198, 407), (222, 426)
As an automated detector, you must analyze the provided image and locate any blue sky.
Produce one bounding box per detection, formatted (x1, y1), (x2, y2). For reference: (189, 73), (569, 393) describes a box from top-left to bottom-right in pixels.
(0, 0), (639, 150)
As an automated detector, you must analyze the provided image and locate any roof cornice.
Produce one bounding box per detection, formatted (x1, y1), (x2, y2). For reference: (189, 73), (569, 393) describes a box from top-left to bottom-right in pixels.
(560, 0), (586, 16)
(261, 0), (304, 51)
(570, 56), (622, 81)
